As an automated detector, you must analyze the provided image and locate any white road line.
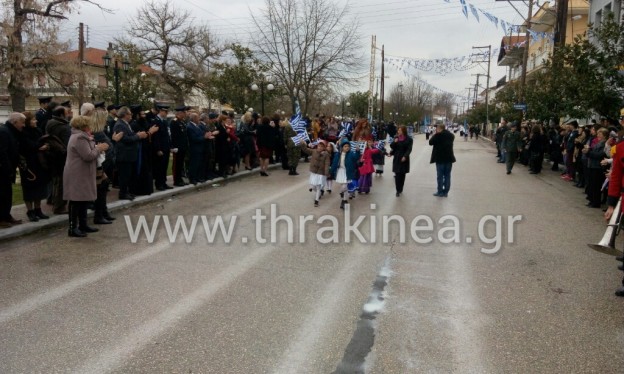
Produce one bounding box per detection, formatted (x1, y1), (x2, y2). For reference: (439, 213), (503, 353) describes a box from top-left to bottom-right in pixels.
(0, 181), (307, 325)
(72, 244), (278, 374)
(272, 247), (370, 374)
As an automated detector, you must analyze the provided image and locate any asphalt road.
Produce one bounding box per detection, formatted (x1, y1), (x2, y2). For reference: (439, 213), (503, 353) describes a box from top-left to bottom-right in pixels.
(1, 135), (623, 373)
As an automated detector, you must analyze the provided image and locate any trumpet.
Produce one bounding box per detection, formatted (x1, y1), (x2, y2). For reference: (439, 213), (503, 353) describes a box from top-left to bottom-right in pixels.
(588, 198), (624, 256)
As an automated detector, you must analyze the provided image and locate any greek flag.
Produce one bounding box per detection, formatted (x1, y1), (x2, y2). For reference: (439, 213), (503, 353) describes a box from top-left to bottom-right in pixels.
(291, 131), (309, 145)
(350, 141), (366, 152)
(290, 98), (305, 132)
(375, 140), (386, 151)
(309, 139), (321, 147)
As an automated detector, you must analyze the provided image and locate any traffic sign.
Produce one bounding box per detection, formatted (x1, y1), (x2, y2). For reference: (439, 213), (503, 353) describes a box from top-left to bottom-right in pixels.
(513, 104), (527, 111)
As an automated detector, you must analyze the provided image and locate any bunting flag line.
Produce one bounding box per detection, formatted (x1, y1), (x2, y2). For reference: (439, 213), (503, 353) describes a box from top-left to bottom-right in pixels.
(469, 4), (479, 22)
(460, 0), (468, 19)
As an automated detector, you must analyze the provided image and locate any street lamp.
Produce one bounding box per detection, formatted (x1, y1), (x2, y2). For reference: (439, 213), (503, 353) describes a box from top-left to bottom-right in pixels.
(102, 51), (130, 106)
(336, 98), (351, 118)
(250, 76), (274, 115)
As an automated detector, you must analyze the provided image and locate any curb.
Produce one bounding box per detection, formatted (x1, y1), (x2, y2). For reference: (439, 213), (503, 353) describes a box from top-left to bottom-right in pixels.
(0, 164), (283, 242)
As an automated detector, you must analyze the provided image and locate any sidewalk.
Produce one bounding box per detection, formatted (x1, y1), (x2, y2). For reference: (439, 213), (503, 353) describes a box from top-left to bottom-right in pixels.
(0, 165), (282, 242)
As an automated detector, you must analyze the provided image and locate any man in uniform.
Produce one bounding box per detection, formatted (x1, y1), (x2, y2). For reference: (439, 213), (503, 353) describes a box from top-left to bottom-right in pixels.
(170, 106), (189, 186)
(105, 105), (118, 139)
(503, 122), (522, 175)
(151, 104), (172, 191)
(94, 101), (106, 111)
(35, 97), (53, 133)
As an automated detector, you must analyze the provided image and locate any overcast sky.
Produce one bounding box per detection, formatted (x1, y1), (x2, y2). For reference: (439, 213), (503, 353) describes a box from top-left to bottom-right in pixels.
(60, 0), (530, 110)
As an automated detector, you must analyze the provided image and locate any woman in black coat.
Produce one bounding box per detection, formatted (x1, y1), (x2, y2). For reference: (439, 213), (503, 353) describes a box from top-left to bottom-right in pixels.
(19, 112), (51, 221)
(255, 116), (278, 176)
(388, 125), (413, 196)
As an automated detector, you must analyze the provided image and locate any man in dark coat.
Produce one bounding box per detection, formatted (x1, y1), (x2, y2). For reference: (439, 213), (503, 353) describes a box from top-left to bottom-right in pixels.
(0, 113), (26, 227)
(113, 106), (148, 200)
(429, 124), (456, 197)
(186, 111), (206, 184)
(151, 104), (172, 190)
(170, 106), (189, 186)
(45, 105), (72, 214)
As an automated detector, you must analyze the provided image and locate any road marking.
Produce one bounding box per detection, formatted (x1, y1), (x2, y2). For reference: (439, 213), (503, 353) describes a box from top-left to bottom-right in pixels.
(72, 244), (278, 374)
(0, 180), (307, 325)
(272, 247), (370, 374)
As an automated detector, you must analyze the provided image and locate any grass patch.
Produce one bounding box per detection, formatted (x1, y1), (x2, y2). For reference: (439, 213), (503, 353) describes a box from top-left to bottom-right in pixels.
(12, 184), (24, 205)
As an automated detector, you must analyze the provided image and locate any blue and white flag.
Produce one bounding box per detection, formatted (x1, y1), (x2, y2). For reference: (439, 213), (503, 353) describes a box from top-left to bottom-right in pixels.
(291, 131), (309, 145)
(338, 128), (348, 138)
(375, 140), (386, 151)
(469, 4), (479, 22)
(309, 139), (321, 147)
(460, 0), (468, 19)
(350, 141), (366, 152)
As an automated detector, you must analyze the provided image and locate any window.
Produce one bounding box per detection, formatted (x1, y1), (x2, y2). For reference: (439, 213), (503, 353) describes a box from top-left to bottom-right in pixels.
(595, 10), (602, 28)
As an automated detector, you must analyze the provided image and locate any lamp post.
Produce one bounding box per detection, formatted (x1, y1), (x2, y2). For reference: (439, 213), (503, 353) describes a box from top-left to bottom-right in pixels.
(102, 52), (130, 106)
(251, 76), (274, 115)
(336, 99), (351, 118)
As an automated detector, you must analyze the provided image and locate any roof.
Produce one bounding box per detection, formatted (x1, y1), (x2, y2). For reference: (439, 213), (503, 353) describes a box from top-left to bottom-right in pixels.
(53, 48), (158, 74)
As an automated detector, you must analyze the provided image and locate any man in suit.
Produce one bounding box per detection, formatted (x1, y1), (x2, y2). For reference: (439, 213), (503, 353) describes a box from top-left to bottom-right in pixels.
(151, 104), (172, 191)
(186, 111), (206, 184)
(113, 106), (148, 200)
(170, 106), (189, 186)
(429, 124), (456, 197)
(0, 113), (26, 227)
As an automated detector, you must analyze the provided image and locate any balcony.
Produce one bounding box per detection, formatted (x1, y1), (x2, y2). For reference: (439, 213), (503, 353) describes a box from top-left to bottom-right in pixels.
(498, 46), (525, 67)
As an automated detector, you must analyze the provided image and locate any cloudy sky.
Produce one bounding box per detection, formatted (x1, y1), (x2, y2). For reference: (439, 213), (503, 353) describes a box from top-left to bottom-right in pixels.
(60, 0), (530, 110)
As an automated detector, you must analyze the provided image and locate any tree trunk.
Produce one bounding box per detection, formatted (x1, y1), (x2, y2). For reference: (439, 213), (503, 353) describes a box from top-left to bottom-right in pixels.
(8, 2), (27, 112)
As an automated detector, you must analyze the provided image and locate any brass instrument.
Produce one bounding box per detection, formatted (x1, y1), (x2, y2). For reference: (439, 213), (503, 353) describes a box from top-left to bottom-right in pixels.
(588, 198), (624, 256)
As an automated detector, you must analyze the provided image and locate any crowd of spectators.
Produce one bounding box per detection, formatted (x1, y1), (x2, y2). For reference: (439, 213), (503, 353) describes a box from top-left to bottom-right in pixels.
(493, 116), (623, 210)
(0, 98), (401, 234)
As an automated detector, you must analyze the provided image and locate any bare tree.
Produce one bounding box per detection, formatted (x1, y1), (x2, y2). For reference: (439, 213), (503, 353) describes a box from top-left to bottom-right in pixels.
(120, 0), (222, 105)
(1, 0), (109, 111)
(251, 0), (364, 114)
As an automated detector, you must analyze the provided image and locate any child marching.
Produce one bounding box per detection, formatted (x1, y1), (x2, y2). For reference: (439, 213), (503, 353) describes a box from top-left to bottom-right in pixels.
(358, 139), (381, 194)
(330, 138), (361, 210)
(300, 140), (331, 207)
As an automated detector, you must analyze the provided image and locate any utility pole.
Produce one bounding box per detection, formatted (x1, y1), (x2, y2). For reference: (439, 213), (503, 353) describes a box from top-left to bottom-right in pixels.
(465, 87), (473, 110)
(368, 35), (376, 122)
(78, 22), (86, 107)
(381, 45), (385, 122)
(520, 0), (535, 103)
(471, 45), (491, 130)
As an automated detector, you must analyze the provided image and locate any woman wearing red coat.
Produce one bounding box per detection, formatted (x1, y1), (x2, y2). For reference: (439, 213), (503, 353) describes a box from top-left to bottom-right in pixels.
(358, 139), (380, 194)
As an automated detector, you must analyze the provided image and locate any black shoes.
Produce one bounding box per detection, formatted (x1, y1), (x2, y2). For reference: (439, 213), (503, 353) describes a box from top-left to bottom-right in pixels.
(27, 210), (39, 222)
(34, 208), (49, 219)
(119, 194), (135, 201)
(68, 228), (87, 237)
(80, 225), (99, 233)
(396, 192), (401, 197)
(94, 217), (113, 225)
(260, 171), (269, 176)
(314, 200), (319, 207)
(615, 287), (624, 297)
(104, 213), (116, 221)
(506, 171), (511, 175)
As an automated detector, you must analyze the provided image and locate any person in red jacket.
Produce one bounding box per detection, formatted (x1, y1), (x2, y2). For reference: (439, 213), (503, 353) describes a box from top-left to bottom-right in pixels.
(358, 139), (380, 194)
(604, 123), (624, 297)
